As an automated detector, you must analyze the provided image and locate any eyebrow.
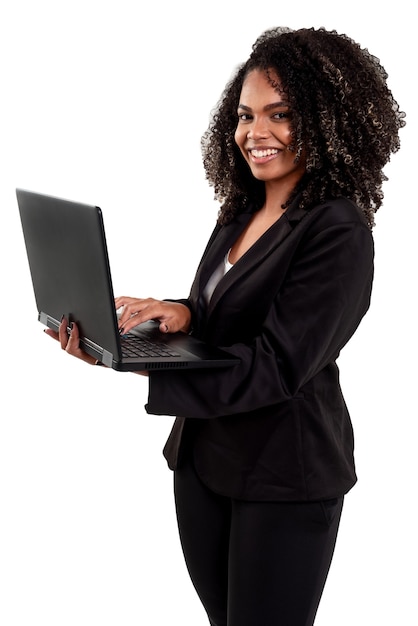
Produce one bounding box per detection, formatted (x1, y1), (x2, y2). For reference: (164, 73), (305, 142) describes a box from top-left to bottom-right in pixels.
(237, 101), (289, 111)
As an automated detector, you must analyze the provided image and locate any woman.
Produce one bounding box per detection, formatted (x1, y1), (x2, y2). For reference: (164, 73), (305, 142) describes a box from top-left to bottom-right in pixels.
(50, 27), (405, 626)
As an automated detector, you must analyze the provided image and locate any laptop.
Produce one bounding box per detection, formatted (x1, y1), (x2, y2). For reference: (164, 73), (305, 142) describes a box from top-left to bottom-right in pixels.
(16, 188), (240, 372)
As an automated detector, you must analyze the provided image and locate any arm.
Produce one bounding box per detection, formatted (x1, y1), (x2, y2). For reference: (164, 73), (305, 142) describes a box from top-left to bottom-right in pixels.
(45, 301), (192, 370)
(145, 219), (374, 418)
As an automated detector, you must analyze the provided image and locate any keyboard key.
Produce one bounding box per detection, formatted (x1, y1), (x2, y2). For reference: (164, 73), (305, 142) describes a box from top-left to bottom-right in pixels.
(121, 334), (181, 359)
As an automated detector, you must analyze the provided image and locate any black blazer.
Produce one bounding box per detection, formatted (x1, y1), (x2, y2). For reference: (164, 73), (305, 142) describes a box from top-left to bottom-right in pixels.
(145, 197), (374, 501)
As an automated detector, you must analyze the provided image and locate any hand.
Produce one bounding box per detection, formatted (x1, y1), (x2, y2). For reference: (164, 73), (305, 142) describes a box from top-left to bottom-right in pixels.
(45, 317), (97, 365)
(45, 318), (148, 375)
(115, 297), (192, 336)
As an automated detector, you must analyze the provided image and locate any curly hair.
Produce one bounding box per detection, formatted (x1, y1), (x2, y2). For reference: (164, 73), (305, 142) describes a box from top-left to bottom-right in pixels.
(201, 27), (406, 228)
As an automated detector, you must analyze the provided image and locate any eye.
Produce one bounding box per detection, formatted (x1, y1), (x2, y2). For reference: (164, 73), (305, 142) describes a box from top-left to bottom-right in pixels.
(272, 111), (291, 121)
(237, 113), (253, 122)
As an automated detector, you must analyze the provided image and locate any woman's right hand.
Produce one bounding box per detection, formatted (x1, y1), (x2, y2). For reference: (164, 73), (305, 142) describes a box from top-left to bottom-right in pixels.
(44, 317), (98, 365)
(115, 297), (192, 336)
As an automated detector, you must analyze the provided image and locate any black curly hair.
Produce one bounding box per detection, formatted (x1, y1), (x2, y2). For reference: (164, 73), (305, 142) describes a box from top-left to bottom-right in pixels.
(201, 27), (406, 228)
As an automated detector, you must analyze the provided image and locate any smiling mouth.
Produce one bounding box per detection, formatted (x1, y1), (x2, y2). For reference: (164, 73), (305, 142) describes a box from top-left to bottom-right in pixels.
(249, 148), (279, 159)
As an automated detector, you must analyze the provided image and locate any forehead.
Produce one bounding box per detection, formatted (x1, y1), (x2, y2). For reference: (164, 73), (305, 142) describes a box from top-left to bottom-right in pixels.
(239, 68), (286, 101)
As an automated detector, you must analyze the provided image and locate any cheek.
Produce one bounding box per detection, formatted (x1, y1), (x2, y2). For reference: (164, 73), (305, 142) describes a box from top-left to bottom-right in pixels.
(281, 125), (294, 146)
(234, 126), (245, 148)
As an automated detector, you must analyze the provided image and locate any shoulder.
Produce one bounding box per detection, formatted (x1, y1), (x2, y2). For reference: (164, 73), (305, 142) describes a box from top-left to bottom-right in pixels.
(287, 197), (375, 267)
(305, 197), (371, 230)
(286, 197), (373, 245)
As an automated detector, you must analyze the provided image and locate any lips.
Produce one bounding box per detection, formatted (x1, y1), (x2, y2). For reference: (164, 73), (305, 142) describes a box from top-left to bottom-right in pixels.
(247, 147), (281, 165)
(250, 148), (279, 158)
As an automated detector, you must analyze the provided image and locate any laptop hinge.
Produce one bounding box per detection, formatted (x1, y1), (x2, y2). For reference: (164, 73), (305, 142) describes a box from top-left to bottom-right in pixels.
(39, 311), (60, 330)
(81, 337), (114, 368)
(101, 349), (113, 368)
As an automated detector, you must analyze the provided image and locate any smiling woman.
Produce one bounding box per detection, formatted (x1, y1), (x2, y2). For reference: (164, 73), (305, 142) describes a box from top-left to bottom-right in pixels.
(44, 25), (405, 626)
(203, 27), (405, 230)
(230, 68), (307, 261)
(234, 70), (306, 199)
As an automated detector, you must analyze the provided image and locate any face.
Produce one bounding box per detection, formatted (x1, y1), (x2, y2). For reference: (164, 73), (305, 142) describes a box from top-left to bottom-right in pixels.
(234, 69), (305, 192)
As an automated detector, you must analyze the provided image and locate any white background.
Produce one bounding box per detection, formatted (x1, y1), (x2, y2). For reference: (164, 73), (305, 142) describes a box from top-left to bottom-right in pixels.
(0, 1), (416, 624)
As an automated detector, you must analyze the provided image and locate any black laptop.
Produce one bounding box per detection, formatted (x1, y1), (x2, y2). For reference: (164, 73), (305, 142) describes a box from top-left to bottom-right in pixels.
(16, 189), (239, 372)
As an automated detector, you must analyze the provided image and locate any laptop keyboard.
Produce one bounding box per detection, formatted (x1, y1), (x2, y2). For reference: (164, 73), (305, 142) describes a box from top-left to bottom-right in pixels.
(120, 333), (181, 359)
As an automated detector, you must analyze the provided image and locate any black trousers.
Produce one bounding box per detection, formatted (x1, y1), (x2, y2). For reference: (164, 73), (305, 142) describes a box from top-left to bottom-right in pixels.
(174, 458), (344, 626)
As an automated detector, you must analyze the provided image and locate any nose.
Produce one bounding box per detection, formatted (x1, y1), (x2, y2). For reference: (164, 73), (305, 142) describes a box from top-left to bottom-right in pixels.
(247, 116), (269, 140)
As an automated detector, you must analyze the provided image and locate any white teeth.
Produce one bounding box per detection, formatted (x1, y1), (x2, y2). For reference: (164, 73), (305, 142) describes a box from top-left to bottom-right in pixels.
(251, 148), (278, 158)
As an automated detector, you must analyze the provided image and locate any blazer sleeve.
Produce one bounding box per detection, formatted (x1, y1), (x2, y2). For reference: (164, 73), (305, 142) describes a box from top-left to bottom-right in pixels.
(145, 214), (374, 419)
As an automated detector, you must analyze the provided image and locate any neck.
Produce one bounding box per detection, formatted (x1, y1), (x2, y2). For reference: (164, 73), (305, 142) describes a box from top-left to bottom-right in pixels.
(263, 185), (293, 217)
(263, 169), (304, 215)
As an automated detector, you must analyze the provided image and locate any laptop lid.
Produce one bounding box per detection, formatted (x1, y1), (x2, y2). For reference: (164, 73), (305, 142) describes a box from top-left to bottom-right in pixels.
(16, 189), (239, 371)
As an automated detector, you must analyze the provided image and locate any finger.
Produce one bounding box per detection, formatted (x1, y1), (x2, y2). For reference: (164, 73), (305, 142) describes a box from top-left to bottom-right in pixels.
(66, 321), (86, 357)
(116, 300), (145, 329)
(44, 328), (59, 341)
(117, 300), (159, 333)
(66, 322), (97, 365)
(119, 310), (159, 335)
(58, 317), (69, 349)
(66, 322), (80, 354)
(115, 296), (139, 312)
(115, 296), (130, 307)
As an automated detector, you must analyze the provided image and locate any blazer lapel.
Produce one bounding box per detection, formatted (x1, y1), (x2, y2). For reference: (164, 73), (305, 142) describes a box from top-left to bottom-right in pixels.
(207, 202), (309, 316)
(193, 211), (254, 295)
